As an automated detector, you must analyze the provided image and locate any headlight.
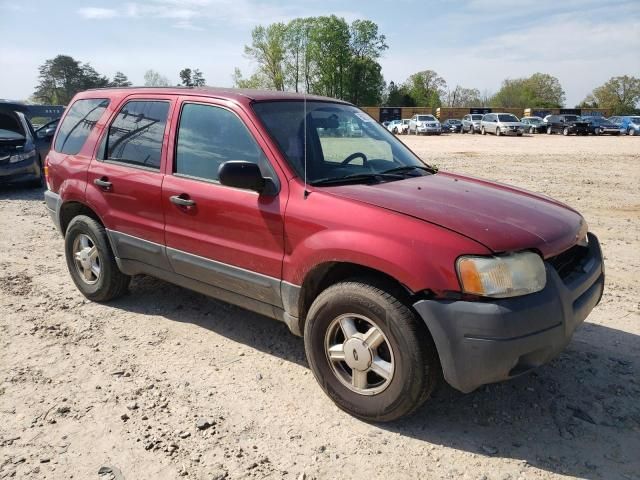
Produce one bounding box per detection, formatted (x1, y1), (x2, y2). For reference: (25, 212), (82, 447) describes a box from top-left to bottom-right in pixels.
(9, 149), (36, 164)
(456, 251), (546, 298)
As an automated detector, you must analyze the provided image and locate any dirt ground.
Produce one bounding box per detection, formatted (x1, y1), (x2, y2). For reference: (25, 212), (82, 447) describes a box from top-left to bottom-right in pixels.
(1, 134), (639, 480)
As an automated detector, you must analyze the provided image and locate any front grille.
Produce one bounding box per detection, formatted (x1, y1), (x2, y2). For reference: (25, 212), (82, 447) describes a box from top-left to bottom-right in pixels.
(547, 244), (590, 281)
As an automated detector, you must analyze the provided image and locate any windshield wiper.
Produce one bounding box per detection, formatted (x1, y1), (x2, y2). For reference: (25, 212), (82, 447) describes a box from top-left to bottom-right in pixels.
(381, 165), (437, 175)
(310, 172), (404, 186)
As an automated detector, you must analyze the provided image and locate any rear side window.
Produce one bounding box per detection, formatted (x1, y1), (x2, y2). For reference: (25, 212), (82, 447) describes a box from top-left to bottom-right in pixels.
(104, 100), (169, 170)
(54, 98), (109, 155)
(175, 103), (272, 182)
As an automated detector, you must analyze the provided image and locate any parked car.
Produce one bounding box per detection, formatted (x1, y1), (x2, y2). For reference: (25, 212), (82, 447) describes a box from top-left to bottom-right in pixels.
(45, 87), (604, 421)
(441, 119), (462, 133)
(520, 116), (546, 134)
(0, 103), (45, 187)
(618, 116), (640, 136)
(461, 114), (484, 134)
(583, 116), (621, 136)
(386, 119), (407, 135)
(401, 118), (411, 133)
(480, 113), (524, 136)
(545, 114), (590, 135)
(34, 118), (60, 158)
(408, 114), (441, 135)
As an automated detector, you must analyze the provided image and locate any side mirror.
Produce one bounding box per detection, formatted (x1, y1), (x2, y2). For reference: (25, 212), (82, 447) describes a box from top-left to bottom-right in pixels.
(218, 161), (273, 194)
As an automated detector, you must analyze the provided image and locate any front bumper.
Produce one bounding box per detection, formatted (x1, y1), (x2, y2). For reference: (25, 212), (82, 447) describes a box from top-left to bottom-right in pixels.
(417, 126), (442, 134)
(0, 156), (40, 184)
(413, 233), (604, 393)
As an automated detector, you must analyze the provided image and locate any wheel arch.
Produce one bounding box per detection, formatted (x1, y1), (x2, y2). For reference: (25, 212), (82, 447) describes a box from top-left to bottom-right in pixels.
(59, 200), (105, 237)
(291, 261), (431, 336)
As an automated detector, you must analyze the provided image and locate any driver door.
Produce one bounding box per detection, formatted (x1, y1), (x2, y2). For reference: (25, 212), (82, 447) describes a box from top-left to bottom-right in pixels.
(162, 96), (288, 307)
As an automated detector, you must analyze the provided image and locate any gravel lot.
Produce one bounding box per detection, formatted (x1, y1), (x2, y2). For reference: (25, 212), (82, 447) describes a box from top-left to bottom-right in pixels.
(1, 134), (639, 480)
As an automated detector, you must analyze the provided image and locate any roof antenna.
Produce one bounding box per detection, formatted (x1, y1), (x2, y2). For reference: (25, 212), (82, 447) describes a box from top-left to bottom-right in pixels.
(303, 29), (310, 199)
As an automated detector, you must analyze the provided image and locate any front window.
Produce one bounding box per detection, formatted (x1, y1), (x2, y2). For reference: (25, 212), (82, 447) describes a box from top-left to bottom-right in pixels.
(498, 114), (519, 122)
(631, 117), (640, 124)
(471, 115), (483, 121)
(252, 101), (434, 185)
(417, 115), (436, 122)
(563, 115), (579, 122)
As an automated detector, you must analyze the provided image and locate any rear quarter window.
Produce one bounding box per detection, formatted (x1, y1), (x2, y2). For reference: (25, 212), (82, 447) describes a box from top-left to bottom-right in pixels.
(54, 99), (109, 155)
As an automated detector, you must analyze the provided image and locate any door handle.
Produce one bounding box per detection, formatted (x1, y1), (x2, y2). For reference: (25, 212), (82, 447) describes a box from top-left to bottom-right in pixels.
(94, 177), (112, 189)
(170, 195), (196, 207)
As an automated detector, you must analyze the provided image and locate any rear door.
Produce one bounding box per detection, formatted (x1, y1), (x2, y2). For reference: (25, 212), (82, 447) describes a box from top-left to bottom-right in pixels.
(162, 96), (288, 307)
(86, 95), (176, 270)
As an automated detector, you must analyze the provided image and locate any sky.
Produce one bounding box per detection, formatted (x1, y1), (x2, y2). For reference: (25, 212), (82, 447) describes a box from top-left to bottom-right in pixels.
(1, 0), (639, 106)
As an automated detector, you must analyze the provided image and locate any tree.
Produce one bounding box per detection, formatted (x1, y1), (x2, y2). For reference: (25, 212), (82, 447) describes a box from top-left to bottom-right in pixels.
(491, 73), (564, 108)
(143, 69), (169, 87)
(383, 81), (416, 107)
(244, 23), (287, 90)
(109, 71), (132, 87)
(584, 76), (640, 115)
(446, 85), (481, 107)
(33, 55), (110, 105)
(405, 70), (447, 107)
(179, 68), (206, 87)
(234, 16), (388, 105)
(192, 69), (206, 87)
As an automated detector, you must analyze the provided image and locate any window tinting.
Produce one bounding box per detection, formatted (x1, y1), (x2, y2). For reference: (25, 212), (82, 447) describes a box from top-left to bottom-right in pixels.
(105, 101), (169, 169)
(175, 103), (272, 182)
(54, 98), (109, 155)
(498, 114), (519, 122)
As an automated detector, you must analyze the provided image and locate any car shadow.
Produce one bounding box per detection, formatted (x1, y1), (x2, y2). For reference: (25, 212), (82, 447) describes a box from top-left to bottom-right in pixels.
(109, 275), (639, 479)
(0, 184), (44, 201)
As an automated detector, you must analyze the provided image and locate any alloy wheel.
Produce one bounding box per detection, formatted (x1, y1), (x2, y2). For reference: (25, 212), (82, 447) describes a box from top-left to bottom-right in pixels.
(72, 233), (101, 284)
(324, 313), (395, 396)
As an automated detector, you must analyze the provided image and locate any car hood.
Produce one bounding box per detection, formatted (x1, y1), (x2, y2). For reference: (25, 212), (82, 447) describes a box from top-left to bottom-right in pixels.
(324, 172), (584, 258)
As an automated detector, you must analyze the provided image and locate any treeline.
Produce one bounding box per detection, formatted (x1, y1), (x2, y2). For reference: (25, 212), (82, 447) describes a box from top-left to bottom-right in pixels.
(32, 55), (208, 105)
(233, 16), (387, 106)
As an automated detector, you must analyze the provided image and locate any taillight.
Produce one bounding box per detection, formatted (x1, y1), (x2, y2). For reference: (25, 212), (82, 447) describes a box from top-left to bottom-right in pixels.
(44, 156), (51, 190)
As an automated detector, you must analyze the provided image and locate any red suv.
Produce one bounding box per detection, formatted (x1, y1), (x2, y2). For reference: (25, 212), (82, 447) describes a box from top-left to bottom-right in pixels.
(45, 87), (604, 421)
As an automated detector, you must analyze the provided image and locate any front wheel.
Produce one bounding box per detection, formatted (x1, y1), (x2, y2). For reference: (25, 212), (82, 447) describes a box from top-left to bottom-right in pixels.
(496, 127), (501, 137)
(64, 215), (130, 302)
(629, 128), (636, 136)
(547, 126), (552, 135)
(304, 280), (439, 422)
(481, 127), (486, 135)
(563, 127), (570, 136)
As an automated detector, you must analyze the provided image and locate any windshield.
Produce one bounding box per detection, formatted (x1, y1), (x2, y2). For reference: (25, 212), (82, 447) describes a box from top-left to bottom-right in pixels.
(564, 115), (580, 122)
(471, 115), (483, 120)
(631, 117), (640, 123)
(252, 101), (433, 184)
(527, 118), (542, 124)
(498, 114), (519, 122)
(449, 119), (461, 124)
(417, 115), (436, 122)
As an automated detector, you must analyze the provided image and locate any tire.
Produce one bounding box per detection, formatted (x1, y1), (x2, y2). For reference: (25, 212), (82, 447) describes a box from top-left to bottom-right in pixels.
(594, 128), (601, 136)
(470, 126), (475, 135)
(481, 127), (486, 135)
(629, 128), (636, 136)
(496, 127), (501, 137)
(393, 127), (398, 134)
(304, 279), (439, 422)
(563, 127), (570, 136)
(30, 157), (45, 189)
(64, 215), (130, 302)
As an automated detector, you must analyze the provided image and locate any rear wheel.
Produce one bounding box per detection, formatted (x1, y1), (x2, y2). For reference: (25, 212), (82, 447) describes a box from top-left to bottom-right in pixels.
(304, 280), (439, 422)
(64, 215), (130, 302)
(30, 157), (45, 189)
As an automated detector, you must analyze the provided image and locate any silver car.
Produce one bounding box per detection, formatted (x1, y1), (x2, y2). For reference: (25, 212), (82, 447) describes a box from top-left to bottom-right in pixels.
(461, 114), (484, 134)
(481, 113), (524, 136)
(408, 114), (442, 135)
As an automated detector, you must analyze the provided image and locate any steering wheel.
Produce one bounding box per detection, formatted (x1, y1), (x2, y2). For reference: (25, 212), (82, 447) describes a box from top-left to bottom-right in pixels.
(341, 152), (368, 166)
